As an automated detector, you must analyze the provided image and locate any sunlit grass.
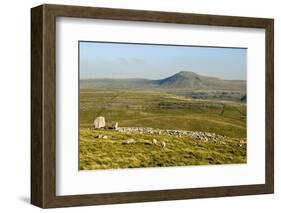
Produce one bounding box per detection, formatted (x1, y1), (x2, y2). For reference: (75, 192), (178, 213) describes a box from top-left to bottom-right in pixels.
(79, 128), (246, 170)
(79, 90), (247, 170)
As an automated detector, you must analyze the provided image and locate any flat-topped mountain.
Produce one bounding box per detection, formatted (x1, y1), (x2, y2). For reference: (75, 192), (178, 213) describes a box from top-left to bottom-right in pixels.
(80, 71), (246, 92)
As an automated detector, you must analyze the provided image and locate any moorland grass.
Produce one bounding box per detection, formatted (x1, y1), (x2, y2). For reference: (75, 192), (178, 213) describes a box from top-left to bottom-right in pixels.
(79, 128), (246, 170)
(80, 90), (246, 137)
(79, 90), (247, 170)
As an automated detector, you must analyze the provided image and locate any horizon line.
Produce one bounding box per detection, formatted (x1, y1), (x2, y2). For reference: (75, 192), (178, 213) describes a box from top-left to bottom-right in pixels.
(79, 71), (246, 81)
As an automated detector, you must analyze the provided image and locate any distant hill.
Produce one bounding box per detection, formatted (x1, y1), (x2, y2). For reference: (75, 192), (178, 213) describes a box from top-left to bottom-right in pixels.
(157, 71), (245, 91)
(80, 71), (246, 92)
(80, 78), (159, 90)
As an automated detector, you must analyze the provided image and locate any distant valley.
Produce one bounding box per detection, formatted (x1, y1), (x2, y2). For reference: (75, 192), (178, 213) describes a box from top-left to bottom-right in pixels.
(80, 71), (246, 101)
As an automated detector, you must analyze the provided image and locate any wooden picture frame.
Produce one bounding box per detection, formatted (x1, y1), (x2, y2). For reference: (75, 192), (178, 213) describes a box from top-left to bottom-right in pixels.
(31, 4), (274, 208)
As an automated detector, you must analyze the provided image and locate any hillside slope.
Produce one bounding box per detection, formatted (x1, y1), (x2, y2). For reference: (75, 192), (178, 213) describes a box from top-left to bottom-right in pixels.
(80, 71), (246, 91)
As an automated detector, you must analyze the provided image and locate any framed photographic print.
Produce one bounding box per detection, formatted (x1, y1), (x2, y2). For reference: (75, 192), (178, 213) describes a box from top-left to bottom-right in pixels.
(31, 4), (274, 208)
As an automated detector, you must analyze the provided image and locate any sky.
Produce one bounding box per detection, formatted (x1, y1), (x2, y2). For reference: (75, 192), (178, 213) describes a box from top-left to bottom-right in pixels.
(79, 41), (247, 80)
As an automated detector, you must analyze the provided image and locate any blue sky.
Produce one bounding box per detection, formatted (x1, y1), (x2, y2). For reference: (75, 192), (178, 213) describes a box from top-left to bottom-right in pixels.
(79, 41), (247, 80)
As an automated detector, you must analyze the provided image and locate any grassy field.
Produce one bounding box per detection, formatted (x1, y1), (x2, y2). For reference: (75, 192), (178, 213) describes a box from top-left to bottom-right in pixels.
(79, 89), (247, 170)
